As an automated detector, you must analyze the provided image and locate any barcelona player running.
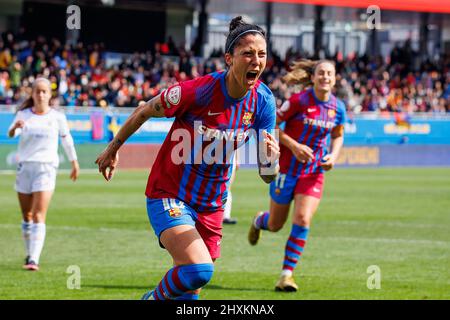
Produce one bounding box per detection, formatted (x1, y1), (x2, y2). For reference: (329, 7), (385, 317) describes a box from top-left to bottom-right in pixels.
(248, 60), (346, 292)
(96, 16), (279, 300)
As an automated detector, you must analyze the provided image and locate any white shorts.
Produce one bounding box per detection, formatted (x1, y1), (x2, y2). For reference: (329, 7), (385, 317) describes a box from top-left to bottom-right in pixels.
(15, 162), (57, 194)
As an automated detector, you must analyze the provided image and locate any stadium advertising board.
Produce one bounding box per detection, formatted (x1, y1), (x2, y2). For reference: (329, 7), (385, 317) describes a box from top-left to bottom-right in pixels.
(1, 110), (450, 169)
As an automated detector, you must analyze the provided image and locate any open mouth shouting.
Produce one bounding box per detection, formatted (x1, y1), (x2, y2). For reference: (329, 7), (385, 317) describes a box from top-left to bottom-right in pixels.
(246, 70), (259, 86)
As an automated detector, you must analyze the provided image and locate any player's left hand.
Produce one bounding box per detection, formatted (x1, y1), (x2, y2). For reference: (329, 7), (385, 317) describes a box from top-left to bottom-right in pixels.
(70, 160), (80, 181)
(319, 154), (335, 171)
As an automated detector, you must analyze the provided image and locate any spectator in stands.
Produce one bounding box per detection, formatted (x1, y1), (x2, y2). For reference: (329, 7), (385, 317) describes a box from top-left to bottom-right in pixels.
(0, 31), (448, 114)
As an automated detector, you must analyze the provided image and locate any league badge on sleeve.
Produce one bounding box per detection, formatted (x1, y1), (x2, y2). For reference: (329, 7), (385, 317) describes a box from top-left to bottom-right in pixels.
(167, 85), (181, 106)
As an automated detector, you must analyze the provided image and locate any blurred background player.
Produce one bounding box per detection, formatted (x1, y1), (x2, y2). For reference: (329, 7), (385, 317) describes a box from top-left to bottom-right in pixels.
(248, 59), (346, 292)
(95, 16), (279, 300)
(8, 77), (79, 271)
(222, 152), (238, 224)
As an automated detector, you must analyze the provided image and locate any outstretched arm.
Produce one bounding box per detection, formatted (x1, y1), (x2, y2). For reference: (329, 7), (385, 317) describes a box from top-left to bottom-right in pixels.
(95, 95), (165, 181)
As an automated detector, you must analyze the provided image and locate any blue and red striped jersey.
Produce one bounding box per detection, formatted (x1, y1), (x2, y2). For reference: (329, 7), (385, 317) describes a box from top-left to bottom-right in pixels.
(277, 88), (346, 177)
(145, 71), (276, 212)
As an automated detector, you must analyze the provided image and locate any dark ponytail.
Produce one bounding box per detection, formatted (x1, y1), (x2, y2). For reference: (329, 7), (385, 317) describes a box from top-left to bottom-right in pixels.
(225, 16), (266, 55)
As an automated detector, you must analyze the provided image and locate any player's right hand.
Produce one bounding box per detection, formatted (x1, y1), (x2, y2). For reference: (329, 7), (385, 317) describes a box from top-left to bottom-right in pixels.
(95, 149), (119, 181)
(14, 120), (25, 129)
(291, 142), (314, 163)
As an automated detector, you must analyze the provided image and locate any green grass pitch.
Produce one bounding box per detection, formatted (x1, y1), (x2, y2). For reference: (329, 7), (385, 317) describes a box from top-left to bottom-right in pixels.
(0, 168), (449, 300)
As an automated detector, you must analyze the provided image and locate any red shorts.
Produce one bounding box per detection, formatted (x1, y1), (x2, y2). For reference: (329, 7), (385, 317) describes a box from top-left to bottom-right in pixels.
(196, 210), (223, 260)
(294, 173), (325, 199)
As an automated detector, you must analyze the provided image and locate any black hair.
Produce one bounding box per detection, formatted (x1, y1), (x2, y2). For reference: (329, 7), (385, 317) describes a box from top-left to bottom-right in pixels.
(225, 16), (266, 54)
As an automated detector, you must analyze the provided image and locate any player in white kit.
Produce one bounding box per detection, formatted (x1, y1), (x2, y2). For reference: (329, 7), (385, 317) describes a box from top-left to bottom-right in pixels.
(8, 78), (79, 271)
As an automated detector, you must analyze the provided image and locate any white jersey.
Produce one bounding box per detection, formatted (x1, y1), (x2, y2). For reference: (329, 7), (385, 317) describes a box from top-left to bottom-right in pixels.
(9, 108), (75, 167)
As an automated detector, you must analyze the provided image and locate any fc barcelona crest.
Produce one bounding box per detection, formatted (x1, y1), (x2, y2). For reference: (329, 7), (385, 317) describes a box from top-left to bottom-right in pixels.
(242, 112), (253, 125)
(328, 109), (336, 118)
(169, 208), (182, 218)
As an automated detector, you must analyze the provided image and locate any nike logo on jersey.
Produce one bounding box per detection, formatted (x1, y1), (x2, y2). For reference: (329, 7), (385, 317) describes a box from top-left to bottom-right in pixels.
(313, 187), (321, 193)
(307, 108), (316, 113)
(208, 110), (222, 116)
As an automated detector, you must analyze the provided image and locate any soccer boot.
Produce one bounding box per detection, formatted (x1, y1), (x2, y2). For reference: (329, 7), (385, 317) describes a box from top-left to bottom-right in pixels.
(275, 274), (298, 292)
(23, 260), (39, 271)
(223, 217), (238, 225)
(248, 211), (264, 245)
(23, 255), (30, 268)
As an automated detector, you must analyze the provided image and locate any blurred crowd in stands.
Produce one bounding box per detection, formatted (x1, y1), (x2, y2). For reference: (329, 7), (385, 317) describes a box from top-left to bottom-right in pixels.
(0, 30), (449, 114)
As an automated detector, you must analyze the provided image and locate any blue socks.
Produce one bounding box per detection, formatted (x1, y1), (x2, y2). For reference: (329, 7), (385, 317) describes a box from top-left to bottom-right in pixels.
(282, 224), (309, 276)
(152, 263), (214, 300)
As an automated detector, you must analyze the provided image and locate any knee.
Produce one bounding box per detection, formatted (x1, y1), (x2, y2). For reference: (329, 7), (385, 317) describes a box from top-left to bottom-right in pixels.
(32, 212), (46, 223)
(180, 263), (214, 290)
(294, 215), (311, 227)
(268, 220), (285, 232)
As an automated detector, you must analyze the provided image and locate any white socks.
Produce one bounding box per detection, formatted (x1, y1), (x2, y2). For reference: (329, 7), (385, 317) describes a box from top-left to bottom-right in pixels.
(21, 221), (32, 257)
(29, 223), (46, 264)
(223, 191), (232, 220)
(281, 269), (293, 277)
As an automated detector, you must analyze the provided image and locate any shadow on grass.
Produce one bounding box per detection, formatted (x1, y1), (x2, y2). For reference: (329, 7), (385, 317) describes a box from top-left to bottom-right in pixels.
(82, 284), (154, 290)
(83, 283), (266, 292)
(205, 284), (267, 292)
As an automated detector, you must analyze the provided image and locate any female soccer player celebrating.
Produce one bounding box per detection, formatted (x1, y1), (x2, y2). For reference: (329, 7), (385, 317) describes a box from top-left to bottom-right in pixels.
(8, 77), (79, 271)
(248, 59), (346, 292)
(96, 16), (280, 300)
